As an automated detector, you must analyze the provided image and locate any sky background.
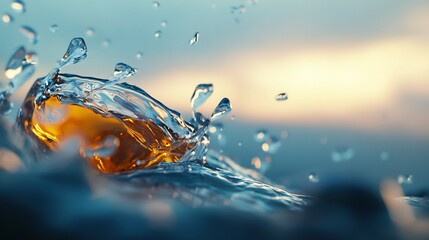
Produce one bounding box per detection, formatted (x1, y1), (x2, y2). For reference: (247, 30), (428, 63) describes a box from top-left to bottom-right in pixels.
(1, 0), (429, 194)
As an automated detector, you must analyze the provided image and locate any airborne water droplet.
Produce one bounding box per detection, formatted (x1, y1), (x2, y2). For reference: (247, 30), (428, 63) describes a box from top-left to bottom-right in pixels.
(308, 173), (319, 183)
(161, 20), (168, 27)
(254, 129), (269, 143)
(5, 46), (36, 91)
(102, 39), (110, 47)
(113, 62), (137, 80)
(210, 98), (231, 122)
(11, 0), (25, 13)
(49, 24), (58, 33)
(136, 52), (143, 59)
(275, 92), (288, 101)
(331, 146), (354, 162)
(153, 1), (160, 8)
(154, 30), (162, 38)
(60, 37), (88, 68)
(189, 32), (200, 46)
(19, 26), (38, 44)
(2, 14), (13, 24)
(86, 28), (94, 36)
(190, 83), (213, 111)
(261, 136), (281, 154)
(398, 174), (413, 184)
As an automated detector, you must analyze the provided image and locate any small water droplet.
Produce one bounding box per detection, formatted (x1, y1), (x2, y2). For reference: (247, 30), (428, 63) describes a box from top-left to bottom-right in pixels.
(11, 0), (25, 13)
(154, 30), (162, 38)
(254, 129), (269, 143)
(380, 151), (389, 161)
(211, 98), (232, 122)
(86, 28), (94, 36)
(153, 1), (160, 8)
(331, 146), (354, 162)
(308, 173), (319, 183)
(49, 24), (58, 33)
(275, 92), (288, 101)
(136, 160), (142, 166)
(19, 26), (38, 44)
(60, 37), (88, 67)
(190, 83), (213, 111)
(136, 52), (143, 59)
(5, 46), (36, 91)
(161, 20), (168, 27)
(113, 62), (137, 80)
(189, 32), (200, 46)
(208, 123), (223, 134)
(2, 14), (13, 24)
(251, 156), (271, 172)
(102, 39), (110, 47)
(261, 137), (281, 154)
(398, 174), (413, 184)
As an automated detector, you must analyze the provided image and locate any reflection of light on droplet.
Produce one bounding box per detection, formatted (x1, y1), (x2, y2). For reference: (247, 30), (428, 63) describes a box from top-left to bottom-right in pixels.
(261, 143), (269, 152)
(251, 157), (261, 169)
(2, 14), (13, 23)
(398, 174), (413, 184)
(0, 148), (23, 173)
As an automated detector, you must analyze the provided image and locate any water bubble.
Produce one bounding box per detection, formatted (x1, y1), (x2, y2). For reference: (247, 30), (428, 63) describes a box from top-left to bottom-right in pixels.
(113, 62), (137, 80)
(308, 173), (319, 183)
(380, 151), (389, 161)
(275, 92), (288, 101)
(136, 52), (143, 59)
(398, 174), (413, 184)
(161, 20), (168, 27)
(86, 28), (94, 36)
(154, 30), (162, 38)
(261, 137), (281, 154)
(331, 146), (354, 162)
(102, 39), (110, 47)
(5, 46), (36, 91)
(210, 98), (232, 122)
(83, 136), (120, 158)
(153, 1), (160, 8)
(254, 129), (269, 143)
(60, 37), (88, 67)
(189, 32), (200, 46)
(11, 0), (25, 13)
(190, 83), (213, 111)
(19, 26), (38, 44)
(49, 24), (58, 33)
(2, 14), (13, 24)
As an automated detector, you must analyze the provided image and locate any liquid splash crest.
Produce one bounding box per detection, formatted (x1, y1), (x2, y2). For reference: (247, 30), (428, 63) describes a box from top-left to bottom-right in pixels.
(11, 37), (306, 211)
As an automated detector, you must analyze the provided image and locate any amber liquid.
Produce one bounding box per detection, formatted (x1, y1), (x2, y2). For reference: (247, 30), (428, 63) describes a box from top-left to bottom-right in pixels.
(24, 96), (192, 174)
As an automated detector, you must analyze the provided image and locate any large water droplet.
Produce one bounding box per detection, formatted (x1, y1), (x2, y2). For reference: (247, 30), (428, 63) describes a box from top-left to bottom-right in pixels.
(154, 30), (162, 38)
(331, 146), (354, 162)
(60, 37), (88, 68)
(5, 46), (36, 91)
(113, 62), (137, 80)
(11, 0), (25, 13)
(49, 24), (58, 33)
(308, 173), (319, 183)
(189, 32), (200, 46)
(2, 14), (13, 24)
(275, 92), (288, 101)
(190, 83), (213, 111)
(210, 98), (231, 122)
(20, 26), (38, 44)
